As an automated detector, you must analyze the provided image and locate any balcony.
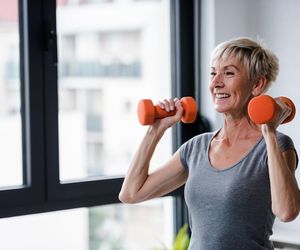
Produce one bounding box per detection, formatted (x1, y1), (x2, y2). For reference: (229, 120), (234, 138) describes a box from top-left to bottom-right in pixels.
(4, 60), (142, 80)
(58, 60), (141, 78)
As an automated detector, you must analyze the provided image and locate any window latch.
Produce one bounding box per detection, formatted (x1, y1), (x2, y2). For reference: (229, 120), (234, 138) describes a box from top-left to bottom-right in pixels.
(44, 22), (58, 66)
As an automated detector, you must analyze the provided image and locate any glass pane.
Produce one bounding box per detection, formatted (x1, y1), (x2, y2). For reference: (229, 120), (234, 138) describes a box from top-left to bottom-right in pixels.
(0, 0), (23, 187)
(0, 197), (174, 250)
(57, 0), (171, 181)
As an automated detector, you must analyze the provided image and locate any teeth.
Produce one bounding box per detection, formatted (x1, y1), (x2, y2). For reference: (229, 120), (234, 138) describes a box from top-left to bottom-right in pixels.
(216, 93), (230, 99)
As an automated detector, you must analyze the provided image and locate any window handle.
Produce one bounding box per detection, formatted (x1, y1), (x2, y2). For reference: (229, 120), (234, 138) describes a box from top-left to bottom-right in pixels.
(44, 22), (58, 66)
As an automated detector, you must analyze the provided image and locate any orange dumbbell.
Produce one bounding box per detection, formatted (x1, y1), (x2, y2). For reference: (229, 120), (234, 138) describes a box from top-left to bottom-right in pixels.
(137, 97), (198, 125)
(248, 95), (296, 124)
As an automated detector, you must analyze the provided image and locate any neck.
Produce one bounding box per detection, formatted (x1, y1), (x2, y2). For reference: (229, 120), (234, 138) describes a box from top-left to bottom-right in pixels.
(217, 116), (261, 144)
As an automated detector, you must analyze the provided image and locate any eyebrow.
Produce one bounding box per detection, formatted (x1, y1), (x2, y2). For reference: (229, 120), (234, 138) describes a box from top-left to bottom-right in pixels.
(211, 65), (241, 71)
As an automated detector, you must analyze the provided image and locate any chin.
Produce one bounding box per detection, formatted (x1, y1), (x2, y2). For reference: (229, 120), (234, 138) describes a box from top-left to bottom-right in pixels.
(214, 105), (228, 113)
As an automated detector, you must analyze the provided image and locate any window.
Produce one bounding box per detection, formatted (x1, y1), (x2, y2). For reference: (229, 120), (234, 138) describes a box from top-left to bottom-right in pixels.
(0, 0), (197, 246)
(56, 0), (172, 180)
(0, 197), (173, 250)
(55, 2), (176, 246)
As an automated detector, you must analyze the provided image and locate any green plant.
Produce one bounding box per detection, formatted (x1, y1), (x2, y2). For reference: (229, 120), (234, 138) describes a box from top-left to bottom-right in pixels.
(153, 223), (190, 250)
(173, 224), (190, 250)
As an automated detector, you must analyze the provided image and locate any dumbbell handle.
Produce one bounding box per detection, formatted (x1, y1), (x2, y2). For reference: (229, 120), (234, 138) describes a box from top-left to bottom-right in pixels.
(154, 105), (176, 119)
(248, 95), (296, 124)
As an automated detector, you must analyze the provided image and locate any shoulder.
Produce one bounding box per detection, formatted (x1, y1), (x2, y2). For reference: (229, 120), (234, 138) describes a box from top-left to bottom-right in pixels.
(179, 131), (215, 158)
(276, 131), (298, 168)
(260, 131), (298, 169)
(178, 131), (215, 169)
(276, 131), (296, 151)
(260, 131), (296, 151)
(181, 131), (216, 149)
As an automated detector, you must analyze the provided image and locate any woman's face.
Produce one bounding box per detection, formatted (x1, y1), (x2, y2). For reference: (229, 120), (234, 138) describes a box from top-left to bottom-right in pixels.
(209, 55), (253, 117)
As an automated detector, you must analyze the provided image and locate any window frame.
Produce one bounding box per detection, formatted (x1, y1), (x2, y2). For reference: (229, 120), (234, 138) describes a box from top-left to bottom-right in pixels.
(0, 2), (202, 238)
(0, 0), (45, 214)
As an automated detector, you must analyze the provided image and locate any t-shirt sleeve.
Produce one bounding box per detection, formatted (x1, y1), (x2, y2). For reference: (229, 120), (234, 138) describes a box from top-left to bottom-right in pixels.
(179, 135), (202, 170)
(179, 139), (191, 170)
(277, 132), (299, 169)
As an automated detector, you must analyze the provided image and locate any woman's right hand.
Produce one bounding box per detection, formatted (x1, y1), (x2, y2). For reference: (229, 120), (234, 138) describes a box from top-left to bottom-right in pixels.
(154, 97), (184, 129)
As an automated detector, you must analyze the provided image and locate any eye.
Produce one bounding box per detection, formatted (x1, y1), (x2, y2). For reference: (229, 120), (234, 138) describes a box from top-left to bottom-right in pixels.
(210, 72), (216, 77)
(224, 71), (235, 77)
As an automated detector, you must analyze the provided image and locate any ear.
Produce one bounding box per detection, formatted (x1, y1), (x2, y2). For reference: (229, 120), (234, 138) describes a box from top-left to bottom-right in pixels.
(252, 76), (267, 96)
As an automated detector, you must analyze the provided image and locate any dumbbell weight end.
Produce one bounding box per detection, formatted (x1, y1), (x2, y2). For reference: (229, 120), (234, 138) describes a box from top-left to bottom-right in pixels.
(248, 95), (296, 124)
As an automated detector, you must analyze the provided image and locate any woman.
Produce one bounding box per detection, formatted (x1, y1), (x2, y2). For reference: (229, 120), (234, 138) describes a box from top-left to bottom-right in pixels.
(119, 37), (300, 249)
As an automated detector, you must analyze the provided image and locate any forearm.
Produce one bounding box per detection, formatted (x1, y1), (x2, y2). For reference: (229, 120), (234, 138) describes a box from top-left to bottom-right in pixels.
(264, 131), (299, 221)
(119, 125), (166, 203)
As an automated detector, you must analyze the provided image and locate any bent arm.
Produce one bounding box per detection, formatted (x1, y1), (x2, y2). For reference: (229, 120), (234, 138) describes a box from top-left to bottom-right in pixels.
(264, 131), (299, 222)
(118, 126), (187, 203)
(119, 98), (187, 204)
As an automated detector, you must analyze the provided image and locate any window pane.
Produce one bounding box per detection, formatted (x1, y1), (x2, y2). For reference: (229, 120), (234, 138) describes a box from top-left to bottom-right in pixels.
(0, 197), (174, 250)
(57, 0), (171, 181)
(0, 0), (22, 187)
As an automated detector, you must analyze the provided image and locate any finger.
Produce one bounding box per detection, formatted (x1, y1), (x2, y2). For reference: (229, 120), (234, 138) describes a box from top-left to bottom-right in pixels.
(276, 98), (291, 112)
(168, 98), (176, 111)
(157, 100), (165, 109)
(276, 99), (292, 116)
(275, 98), (287, 109)
(163, 99), (171, 112)
(174, 100), (183, 119)
(174, 98), (182, 109)
(274, 100), (291, 125)
(157, 98), (179, 112)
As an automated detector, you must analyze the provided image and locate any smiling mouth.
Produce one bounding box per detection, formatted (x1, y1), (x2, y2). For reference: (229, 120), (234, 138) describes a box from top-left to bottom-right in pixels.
(215, 93), (231, 99)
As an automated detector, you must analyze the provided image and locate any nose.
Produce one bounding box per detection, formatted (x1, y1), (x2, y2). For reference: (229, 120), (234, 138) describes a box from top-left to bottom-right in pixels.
(210, 72), (225, 88)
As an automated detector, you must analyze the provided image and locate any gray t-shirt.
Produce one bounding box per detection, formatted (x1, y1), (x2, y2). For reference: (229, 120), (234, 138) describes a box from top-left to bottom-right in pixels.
(180, 131), (298, 250)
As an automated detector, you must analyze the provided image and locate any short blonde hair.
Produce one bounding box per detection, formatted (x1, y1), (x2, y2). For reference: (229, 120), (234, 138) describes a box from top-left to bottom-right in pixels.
(211, 37), (279, 92)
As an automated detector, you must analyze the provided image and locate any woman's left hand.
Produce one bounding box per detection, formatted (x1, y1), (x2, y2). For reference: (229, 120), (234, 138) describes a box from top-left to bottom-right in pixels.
(261, 98), (292, 135)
